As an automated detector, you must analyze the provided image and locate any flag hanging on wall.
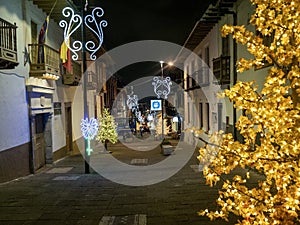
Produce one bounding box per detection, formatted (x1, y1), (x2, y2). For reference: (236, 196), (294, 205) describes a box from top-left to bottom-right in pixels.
(38, 16), (49, 63)
(60, 39), (72, 73)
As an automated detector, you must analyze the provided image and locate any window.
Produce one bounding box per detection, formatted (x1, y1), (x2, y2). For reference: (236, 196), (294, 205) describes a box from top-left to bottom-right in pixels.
(222, 36), (230, 56)
(188, 64), (193, 89)
(204, 46), (210, 85)
(218, 103), (223, 130)
(31, 21), (37, 44)
(213, 56), (230, 85)
(199, 103), (203, 128)
(0, 17), (18, 69)
(197, 55), (203, 84)
(187, 102), (190, 124)
(184, 66), (189, 90)
(192, 60), (197, 87)
(204, 46), (210, 68)
(206, 103), (210, 131)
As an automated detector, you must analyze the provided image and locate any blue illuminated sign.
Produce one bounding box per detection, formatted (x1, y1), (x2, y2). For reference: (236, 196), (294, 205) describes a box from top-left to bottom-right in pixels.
(151, 100), (162, 111)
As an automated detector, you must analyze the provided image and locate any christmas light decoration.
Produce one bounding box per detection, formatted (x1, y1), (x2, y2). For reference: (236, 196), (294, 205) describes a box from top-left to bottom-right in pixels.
(155, 114), (171, 136)
(152, 76), (172, 99)
(96, 108), (118, 151)
(126, 94), (138, 110)
(198, 0), (300, 224)
(80, 117), (98, 155)
(59, 6), (107, 61)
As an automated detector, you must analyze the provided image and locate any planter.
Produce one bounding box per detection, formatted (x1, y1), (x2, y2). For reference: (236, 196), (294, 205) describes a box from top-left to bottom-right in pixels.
(161, 145), (173, 156)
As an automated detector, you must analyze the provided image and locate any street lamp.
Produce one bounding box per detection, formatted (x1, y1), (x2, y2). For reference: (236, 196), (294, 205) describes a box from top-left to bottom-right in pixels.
(152, 61), (172, 138)
(60, 0), (107, 173)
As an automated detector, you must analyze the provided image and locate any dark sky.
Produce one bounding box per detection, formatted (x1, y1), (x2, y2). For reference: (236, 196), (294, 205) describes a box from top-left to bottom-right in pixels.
(87, 0), (212, 84)
(93, 0), (211, 50)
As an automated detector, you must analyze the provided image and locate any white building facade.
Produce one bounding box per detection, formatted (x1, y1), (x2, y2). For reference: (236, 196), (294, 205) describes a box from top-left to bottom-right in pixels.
(181, 0), (269, 145)
(0, 0), (109, 182)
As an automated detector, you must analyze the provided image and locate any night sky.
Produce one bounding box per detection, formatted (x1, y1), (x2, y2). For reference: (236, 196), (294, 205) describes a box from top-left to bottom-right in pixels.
(94, 0), (211, 50)
(87, 0), (212, 84)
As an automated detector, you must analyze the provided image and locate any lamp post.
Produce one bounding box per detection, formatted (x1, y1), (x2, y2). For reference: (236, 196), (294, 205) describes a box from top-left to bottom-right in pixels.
(60, 0), (107, 173)
(160, 61), (165, 138)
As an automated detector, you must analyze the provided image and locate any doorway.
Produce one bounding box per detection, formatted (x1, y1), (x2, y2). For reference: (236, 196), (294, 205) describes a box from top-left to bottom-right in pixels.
(65, 103), (73, 153)
(33, 114), (46, 170)
(218, 103), (223, 131)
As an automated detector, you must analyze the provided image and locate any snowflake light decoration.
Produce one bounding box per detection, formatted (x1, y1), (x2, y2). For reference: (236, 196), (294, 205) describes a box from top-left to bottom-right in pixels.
(80, 117), (99, 155)
(81, 117), (99, 139)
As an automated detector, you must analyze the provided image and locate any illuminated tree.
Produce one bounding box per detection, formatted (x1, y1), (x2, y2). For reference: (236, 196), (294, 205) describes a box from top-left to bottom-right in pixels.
(198, 0), (300, 224)
(96, 108), (118, 150)
(155, 114), (171, 136)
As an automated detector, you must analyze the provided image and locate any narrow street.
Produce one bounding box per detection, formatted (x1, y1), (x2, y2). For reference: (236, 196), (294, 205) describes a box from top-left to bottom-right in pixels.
(0, 138), (246, 225)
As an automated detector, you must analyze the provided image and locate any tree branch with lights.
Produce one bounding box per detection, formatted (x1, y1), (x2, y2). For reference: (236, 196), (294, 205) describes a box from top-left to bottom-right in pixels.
(96, 108), (118, 151)
(198, 0), (300, 224)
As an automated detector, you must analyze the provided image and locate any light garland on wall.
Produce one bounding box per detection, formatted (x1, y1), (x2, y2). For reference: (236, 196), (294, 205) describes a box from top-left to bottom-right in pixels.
(42, 73), (60, 80)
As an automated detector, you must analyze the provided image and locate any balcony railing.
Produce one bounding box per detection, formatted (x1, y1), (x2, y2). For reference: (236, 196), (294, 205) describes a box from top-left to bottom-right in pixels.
(62, 61), (82, 86)
(197, 67), (210, 86)
(185, 67), (210, 91)
(0, 18), (18, 69)
(28, 44), (60, 80)
(213, 55), (230, 86)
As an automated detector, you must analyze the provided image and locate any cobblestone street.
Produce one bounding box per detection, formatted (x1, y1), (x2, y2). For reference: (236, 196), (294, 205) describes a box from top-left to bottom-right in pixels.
(0, 138), (252, 225)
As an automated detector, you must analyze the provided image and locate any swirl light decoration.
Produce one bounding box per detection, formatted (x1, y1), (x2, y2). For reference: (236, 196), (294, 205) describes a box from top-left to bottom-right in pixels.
(126, 94), (138, 110)
(152, 76), (172, 99)
(59, 6), (107, 61)
(85, 7), (108, 60)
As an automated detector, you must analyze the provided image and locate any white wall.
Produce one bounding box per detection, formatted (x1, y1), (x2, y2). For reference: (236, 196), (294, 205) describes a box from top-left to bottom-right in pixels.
(0, 0), (84, 153)
(27, 2), (67, 153)
(235, 0), (268, 121)
(0, 0), (30, 151)
(0, 74), (29, 151)
(236, 0), (267, 87)
(183, 24), (222, 134)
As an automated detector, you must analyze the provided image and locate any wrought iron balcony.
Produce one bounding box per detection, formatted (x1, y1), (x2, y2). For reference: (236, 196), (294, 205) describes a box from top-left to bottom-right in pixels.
(0, 18), (18, 69)
(62, 61), (82, 86)
(185, 67), (210, 91)
(28, 44), (60, 80)
(213, 55), (230, 85)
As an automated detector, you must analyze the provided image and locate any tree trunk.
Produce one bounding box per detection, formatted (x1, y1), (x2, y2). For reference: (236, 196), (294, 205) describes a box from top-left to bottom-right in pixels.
(104, 140), (108, 151)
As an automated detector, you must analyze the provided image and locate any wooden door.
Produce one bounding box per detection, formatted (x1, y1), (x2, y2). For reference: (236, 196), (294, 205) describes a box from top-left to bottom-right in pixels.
(34, 114), (46, 170)
(65, 105), (73, 152)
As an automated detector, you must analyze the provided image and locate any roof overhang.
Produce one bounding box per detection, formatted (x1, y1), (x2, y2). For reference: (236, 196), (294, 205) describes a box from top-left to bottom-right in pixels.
(176, 0), (237, 62)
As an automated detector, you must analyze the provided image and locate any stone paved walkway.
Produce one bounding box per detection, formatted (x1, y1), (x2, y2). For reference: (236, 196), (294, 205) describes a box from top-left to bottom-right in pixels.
(0, 138), (256, 225)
